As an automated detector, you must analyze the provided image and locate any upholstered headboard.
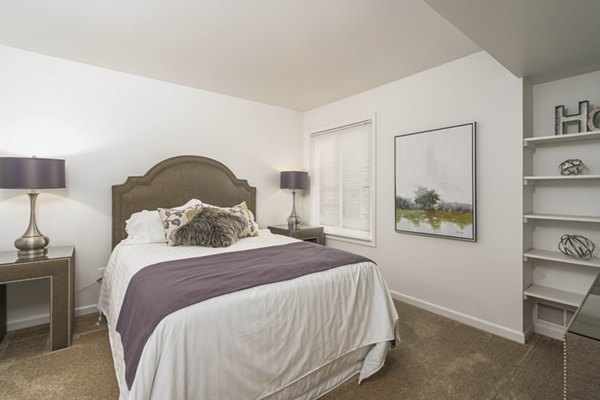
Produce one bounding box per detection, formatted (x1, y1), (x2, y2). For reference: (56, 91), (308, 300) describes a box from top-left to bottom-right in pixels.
(112, 155), (256, 249)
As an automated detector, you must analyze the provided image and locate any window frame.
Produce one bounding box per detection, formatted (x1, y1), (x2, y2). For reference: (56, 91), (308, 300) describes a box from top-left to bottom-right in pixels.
(309, 116), (376, 246)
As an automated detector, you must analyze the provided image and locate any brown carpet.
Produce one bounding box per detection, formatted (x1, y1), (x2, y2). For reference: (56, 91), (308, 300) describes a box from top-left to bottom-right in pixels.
(0, 301), (562, 400)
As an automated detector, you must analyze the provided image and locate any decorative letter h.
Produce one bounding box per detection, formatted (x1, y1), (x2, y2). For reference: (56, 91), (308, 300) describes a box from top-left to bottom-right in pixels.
(555, 100), (589, 135)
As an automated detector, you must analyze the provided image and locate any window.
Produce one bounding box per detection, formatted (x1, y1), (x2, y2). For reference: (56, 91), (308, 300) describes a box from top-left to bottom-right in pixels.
(310, 119), (375, 242)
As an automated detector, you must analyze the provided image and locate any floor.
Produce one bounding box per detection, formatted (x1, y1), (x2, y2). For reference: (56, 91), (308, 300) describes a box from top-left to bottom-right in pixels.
(0, 301), (563, 400)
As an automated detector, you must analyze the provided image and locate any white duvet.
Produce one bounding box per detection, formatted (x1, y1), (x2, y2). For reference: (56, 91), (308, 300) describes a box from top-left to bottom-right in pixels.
(98, 230), (399, 400)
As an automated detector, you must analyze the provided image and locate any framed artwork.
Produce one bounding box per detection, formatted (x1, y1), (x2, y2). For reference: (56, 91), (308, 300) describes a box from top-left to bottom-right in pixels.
(394, 122), (476, 241)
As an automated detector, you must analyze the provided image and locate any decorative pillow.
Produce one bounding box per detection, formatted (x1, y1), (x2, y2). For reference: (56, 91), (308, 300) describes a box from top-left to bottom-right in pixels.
(158, 205), (202, 246)
(123, 210), (166, 245)
(173, 207), (246, 247)
(203, 201), (259, 238)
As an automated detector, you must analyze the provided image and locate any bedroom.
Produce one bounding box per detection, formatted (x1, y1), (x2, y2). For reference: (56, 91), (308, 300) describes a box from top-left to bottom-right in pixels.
(1, 1), (599, 399)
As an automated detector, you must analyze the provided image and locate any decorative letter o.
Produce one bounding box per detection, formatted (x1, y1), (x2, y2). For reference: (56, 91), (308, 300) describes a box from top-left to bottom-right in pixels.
(588, 106), (600, 131)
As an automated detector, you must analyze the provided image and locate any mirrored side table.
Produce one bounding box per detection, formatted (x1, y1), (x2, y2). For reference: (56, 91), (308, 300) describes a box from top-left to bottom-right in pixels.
(564, 274), (600, 399)
(0, 246), (75, 351)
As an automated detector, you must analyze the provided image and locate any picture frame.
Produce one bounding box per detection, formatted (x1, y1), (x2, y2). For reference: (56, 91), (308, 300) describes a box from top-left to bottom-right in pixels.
(394, 122), (476, 241)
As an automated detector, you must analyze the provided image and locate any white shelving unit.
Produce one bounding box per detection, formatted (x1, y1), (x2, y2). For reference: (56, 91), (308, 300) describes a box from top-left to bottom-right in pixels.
(523, 284), (585, 308)
(524, 174), (600, 184)
(523, 129), (600, 340)
(524, 214), (600, 224)
(523, 129), (600, 147)
(524, 249), (600, 269)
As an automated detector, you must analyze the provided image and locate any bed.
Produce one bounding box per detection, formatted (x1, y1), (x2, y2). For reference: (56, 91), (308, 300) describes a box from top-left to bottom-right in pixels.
(98, 155), (399, 400)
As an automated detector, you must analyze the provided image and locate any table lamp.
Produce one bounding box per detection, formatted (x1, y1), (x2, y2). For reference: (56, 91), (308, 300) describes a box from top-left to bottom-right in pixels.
(280, 171), (308, 226)
(0, 156), (66, 258)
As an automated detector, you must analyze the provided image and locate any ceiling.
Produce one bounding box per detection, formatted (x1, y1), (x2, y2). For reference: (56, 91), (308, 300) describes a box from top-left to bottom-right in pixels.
(424, 0), (600, 84)
(0, 1), (599, 111)
(0, 0), (479, 111)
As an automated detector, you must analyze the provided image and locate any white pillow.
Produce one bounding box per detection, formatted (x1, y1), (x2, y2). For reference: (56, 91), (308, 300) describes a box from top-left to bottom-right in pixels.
(123, 210), (165, 245)
(122, 199), (203, 245)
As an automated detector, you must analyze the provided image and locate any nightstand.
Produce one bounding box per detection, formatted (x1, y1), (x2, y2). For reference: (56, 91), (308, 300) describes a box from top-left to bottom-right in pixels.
(0, 246), (75, 351)
(268, 225), (325, 245)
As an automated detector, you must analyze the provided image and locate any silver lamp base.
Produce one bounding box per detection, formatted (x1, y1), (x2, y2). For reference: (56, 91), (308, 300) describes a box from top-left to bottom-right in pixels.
(14, 192), (50, 259)
(288, 215), (302, 226)
(288, 191), (303, 227)
(15, 236), (49, 259)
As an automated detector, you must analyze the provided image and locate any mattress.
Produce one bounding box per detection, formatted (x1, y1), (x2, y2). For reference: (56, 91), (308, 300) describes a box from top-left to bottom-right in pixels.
(98, 230), (399, 400)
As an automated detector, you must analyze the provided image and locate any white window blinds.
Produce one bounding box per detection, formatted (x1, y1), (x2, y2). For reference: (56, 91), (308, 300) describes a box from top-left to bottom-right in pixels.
(311, 120), (374, 241)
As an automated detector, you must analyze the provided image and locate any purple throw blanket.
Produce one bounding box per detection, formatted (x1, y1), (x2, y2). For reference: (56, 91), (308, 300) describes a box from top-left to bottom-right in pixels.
(116, 241), (372, 389)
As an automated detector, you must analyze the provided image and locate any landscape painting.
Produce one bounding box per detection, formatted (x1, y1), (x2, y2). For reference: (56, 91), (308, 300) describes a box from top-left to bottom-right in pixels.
(394, 122), (476, 241)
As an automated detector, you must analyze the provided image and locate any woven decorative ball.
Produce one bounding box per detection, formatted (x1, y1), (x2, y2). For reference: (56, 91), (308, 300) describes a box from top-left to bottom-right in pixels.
(558, 234), (596, 260)
(558, 159), (585, 176)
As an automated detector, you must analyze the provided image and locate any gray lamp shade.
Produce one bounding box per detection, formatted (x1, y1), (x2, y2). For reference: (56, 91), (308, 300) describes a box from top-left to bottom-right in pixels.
(0, 157), (66, 189)
(280, 171), (308, 190)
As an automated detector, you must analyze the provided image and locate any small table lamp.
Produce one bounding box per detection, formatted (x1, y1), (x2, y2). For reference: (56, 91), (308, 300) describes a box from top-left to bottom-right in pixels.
(0, 156), (66, 258)
(280, 171), (308, 226)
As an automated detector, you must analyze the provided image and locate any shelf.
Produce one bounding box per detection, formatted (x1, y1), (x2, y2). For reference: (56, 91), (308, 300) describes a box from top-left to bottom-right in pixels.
(524, 175), (600, 185)
(524, 174), (600, 181)
(524, 249), (600, 269)
(523, 284), (585, 308)
(524, 214), (600, 224)
(524, 130), (600, 147)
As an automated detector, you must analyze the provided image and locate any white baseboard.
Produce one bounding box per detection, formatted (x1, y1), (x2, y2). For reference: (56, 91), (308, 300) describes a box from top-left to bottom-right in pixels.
(390, 290), (526, 343)
(75, 304), (100, 318)
(6, 303), (99, 332)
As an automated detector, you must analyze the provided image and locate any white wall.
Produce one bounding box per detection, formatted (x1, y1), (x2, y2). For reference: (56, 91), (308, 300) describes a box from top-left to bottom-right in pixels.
(304, 52), (526, 341)
(0, 45), (303, 329)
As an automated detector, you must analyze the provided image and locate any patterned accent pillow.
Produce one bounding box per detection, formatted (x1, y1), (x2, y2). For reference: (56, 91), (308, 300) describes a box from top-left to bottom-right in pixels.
(158, 205), (202, 246)
(203, 201), (259, 238)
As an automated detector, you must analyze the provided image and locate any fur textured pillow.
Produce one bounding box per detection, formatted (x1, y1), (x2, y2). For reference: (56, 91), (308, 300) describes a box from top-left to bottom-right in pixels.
(202, 201), (260, 238)
(173, 207), (246, 247)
